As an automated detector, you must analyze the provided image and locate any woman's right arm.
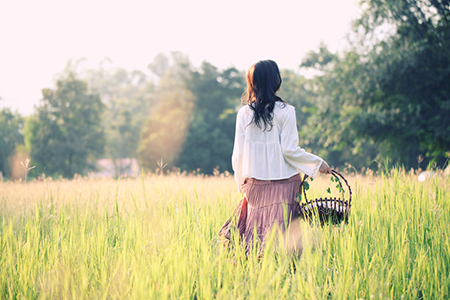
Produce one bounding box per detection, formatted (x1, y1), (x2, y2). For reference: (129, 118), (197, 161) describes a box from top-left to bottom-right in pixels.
(280, 106), (329, 178)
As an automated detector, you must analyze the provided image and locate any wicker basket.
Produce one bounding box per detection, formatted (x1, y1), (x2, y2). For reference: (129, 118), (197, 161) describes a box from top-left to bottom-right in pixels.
(297, 170), (352, 225)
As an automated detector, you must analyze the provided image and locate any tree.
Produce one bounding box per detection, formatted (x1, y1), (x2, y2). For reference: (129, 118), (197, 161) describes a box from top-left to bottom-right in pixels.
(351, 0), (450, 167)
(300, 46), (383, 170)
(138, 52), (194, 172)
(176, 62), (244, 174)
(24, 73), (105, 177)
(138, 88), (194, 172)
(0, 108), (24, 178)
(301, 0), (450, 169)
(84, 59), (154, 176)
(148, 53), (170, 78)
(277, 69), (318, 152)
(300, 42), (337, 71)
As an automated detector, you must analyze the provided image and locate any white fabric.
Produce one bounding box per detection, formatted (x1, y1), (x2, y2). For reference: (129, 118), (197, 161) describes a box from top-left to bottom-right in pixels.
(232, 102), (323, 192)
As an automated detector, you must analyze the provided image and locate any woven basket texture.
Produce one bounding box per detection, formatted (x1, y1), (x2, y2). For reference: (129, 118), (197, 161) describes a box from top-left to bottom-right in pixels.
(297, 170), (352, 225)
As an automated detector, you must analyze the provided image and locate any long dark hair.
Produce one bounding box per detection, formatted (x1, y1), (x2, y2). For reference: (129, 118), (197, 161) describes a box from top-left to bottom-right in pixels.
(242, 60), (285, 131)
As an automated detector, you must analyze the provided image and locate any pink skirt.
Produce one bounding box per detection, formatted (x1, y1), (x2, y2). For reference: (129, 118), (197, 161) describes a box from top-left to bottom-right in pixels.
(219, 174), (302, 253)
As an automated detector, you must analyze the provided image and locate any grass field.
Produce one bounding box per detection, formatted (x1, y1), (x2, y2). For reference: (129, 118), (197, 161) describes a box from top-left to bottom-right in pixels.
(0, 169), (449, 299)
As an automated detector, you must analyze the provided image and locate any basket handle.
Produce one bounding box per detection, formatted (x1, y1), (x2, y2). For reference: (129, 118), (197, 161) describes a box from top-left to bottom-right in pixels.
(331, 170), (352, 207)
(298, 170), (352, 207)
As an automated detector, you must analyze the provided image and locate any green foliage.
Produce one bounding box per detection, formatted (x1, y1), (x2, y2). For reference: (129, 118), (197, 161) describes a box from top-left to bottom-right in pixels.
(176, 62), (245, 174)
(84, 59), (154, 176)
(303, 180), (310, 191)
(24, 73), (105, 178)
(138, 53), (195, 172)
(301, 48), (381, 170)
(138, 86), (194, 172)
(347, 0), (450, 168)
(301, 0), (450, 170)
(0, 108), (24, 178)
(278, 70), (316, 134)
(301, 42), (337, 71)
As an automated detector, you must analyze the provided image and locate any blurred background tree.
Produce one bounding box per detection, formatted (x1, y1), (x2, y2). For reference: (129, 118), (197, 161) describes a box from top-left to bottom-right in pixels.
(24, 73), (105, 178)
(138, 52), (194, 172)
(301, 0), (450, 170)
(138, 88), (194, 172)
(0, 107), (24, 179)
(176, 62), (245, 174)
(5, 0), (450, 179)
(351, 0), (450, 168)
(83, 58), (153, 176)
(277, 69), (317, 153)
(137, 53), (245, 174)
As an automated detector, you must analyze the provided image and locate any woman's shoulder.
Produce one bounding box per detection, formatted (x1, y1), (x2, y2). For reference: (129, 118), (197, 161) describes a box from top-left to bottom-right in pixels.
(237, 105), (248, 116)
(236, 105), (253, 122)
(274, 101), (295, 114)
(237, 105), (247, 112)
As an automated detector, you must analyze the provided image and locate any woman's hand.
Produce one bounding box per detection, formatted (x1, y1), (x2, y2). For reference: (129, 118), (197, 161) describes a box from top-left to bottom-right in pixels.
(319, 160), (331, 174)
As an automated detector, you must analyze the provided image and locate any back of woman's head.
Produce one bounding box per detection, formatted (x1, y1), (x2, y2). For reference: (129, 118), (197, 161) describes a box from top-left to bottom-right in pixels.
(242, 60), (285, 131)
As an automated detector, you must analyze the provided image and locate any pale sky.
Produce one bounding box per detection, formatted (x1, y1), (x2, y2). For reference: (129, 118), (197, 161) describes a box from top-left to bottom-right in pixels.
(0, 0), (359, 116)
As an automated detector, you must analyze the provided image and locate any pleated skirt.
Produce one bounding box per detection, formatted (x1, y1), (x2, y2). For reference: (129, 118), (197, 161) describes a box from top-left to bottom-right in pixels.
(219, 174), (302, 253)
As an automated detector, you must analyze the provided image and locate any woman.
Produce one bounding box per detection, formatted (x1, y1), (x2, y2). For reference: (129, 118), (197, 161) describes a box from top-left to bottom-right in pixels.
(220, 60), (331, 253)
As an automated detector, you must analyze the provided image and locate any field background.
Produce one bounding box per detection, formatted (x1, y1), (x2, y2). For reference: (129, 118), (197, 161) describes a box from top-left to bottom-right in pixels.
(0, 170), (449, 299)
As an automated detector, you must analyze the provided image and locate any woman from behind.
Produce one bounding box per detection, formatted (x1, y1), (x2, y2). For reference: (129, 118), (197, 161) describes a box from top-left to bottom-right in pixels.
(220, 60), (331, 254)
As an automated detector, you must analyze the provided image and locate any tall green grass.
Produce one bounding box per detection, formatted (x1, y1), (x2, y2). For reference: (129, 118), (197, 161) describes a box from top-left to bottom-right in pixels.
(0, 169), (448, 299)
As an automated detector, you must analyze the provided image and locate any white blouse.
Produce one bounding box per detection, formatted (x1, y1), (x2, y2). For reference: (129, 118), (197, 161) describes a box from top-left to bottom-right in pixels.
(232, 102), (323, 192)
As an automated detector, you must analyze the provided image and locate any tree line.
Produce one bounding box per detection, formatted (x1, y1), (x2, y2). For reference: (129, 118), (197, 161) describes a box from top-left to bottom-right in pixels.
(1, 0), (449, 180)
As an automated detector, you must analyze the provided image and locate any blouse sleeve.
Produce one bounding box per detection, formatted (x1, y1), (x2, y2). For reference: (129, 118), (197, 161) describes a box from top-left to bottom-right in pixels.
(280, 107), (323, 178)
(232, 108), (245, 192)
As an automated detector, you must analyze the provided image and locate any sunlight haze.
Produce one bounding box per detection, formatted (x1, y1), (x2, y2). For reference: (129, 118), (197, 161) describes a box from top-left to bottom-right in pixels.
(0, 0), (359, 115)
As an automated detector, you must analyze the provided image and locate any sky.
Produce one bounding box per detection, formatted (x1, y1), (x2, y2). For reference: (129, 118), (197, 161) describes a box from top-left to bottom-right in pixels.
(0, 0), (359, 116)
